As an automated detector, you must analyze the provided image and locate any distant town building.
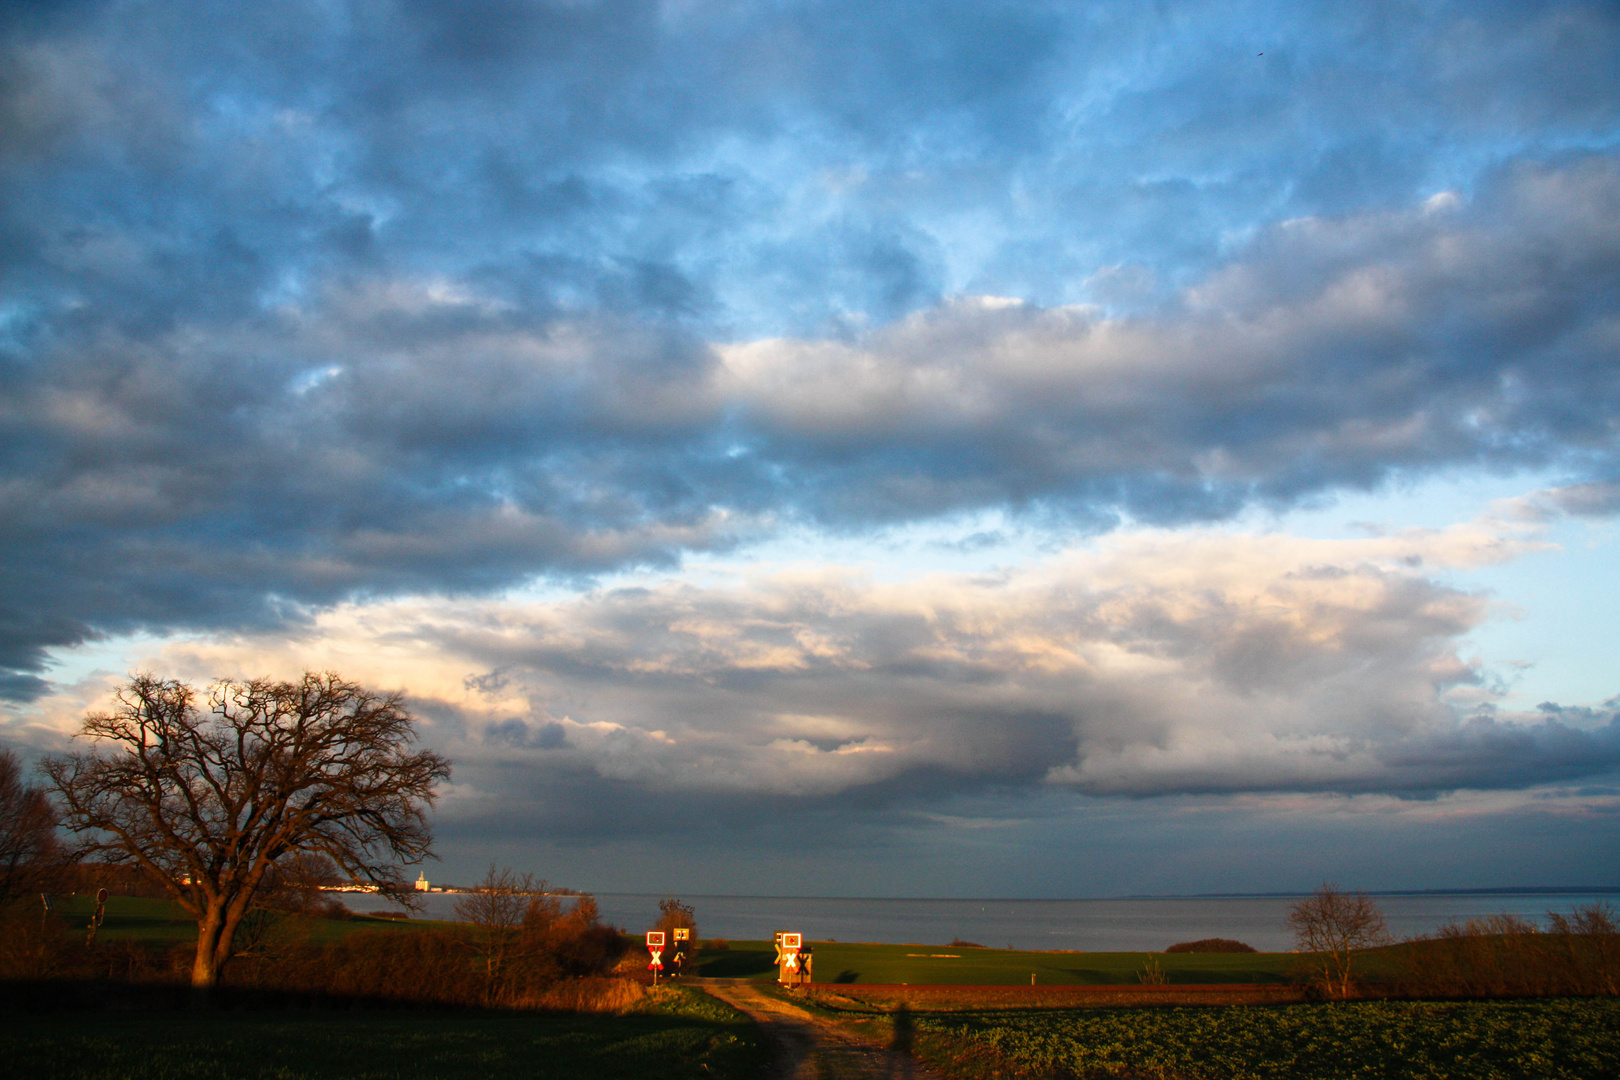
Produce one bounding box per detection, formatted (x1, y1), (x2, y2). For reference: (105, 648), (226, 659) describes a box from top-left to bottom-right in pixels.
(415, 871), (430, 892)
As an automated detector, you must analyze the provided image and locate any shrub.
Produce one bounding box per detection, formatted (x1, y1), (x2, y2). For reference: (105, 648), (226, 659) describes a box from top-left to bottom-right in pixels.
(1398, 903), (1620, 998)
(0, 897), (68, 979)
(1166, 938), (1258, 953)
(949, 938), (987, 948)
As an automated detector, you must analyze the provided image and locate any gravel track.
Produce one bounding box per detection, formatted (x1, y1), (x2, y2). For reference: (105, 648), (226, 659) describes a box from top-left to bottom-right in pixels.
(698, 980), (947, 1080)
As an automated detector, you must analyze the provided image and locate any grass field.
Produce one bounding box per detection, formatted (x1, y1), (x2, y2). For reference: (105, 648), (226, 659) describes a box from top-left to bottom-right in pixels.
(51, 897), (1366, 988)
(902, 998), (1620, 1080)
(51, 892), (462, 944)
(695, 939), (1301, 985)
(0, 985), (769, 1080)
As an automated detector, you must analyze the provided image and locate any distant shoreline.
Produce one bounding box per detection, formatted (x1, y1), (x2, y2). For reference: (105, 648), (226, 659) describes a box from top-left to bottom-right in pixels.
(559, 886), (1620, 902)
(1185, 886), (1620, 899)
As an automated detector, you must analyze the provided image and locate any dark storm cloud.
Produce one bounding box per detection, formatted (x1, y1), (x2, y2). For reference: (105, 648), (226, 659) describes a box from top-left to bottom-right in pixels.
(2, 0), (1619, 696)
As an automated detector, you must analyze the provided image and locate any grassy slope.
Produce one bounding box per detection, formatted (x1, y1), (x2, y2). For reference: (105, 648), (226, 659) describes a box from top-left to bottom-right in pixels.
(0, 985), (770, 1080)
(695, 939), (1299, 985)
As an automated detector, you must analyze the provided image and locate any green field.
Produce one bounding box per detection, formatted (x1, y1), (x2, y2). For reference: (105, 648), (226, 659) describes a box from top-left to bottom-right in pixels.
(48, 899), (1351, 987)
(695, 939), (1300, 985)
(906, 999), (1620, 1080)
(51, 893), (463, 944)
(0, 985), (768, 1080)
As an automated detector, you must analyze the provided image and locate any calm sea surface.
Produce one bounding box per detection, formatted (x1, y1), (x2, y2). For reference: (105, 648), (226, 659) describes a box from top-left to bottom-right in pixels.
(345, 890), (1617, 952)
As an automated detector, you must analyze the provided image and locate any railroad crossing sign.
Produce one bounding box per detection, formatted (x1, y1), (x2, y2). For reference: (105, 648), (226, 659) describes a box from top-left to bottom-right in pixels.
(775, 931), (804, 984)
(672, 927), (690, 941)
(646, 930), (665, 979)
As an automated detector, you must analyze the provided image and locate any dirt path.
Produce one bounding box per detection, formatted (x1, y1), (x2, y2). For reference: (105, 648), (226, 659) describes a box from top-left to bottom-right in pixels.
(698, 980), (948, 1080)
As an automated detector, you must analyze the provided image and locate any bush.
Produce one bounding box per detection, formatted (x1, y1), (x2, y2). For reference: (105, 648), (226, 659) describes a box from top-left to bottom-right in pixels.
(1396, 904), (1619, 998)
(0, 897), (68, 979)
(2, 887), (637, 1013)
(243, 927), (483, 1005)
(949, 938), (987, 948)
(1166, 938), (1258, 953)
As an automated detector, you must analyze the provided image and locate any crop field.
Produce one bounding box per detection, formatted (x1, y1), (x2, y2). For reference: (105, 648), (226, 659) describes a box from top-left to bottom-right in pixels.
(903, 998), (1620, 1080)
(694, 939), (1300, 986)
(0, 985), (769, 1080)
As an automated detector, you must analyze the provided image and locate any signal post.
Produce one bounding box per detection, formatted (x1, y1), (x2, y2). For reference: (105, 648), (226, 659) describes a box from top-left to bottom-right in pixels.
(670, 926), (690, 978)
(774, 931), (812, 986)
(646, 930), (665, 985)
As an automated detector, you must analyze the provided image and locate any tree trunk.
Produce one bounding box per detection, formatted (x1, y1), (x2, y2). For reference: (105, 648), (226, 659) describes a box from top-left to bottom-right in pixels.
(191, 903), (229, 992)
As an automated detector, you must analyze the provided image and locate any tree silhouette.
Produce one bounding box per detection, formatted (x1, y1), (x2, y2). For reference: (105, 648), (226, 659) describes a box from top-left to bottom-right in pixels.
(45, 672), (450, 990)
(0, 746), (59, 898)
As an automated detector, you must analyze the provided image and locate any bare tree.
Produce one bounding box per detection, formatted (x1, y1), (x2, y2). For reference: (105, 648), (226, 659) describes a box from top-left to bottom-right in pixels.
(1287, 881), (1391, 998)
(653, 896), (698, 977)
(0, 746), (59, 898)
(653, 895), (698, 942)
(455, 864), (545, 1003)
(43, 672), (451, 990)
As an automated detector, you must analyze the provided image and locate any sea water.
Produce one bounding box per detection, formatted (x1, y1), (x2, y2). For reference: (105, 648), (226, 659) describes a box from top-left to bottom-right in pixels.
(343, 889), (1617, 952)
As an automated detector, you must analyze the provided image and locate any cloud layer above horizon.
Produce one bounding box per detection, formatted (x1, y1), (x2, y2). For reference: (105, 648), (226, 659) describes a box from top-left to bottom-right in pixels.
(3, 0), (1618, 892)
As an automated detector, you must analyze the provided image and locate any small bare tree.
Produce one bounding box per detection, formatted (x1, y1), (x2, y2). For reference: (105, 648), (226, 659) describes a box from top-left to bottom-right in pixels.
(0, 746), (59, 898)
(653, 896), (698, 942)
(44, 672), (450, 991)
(652, 896), (698, 977)
(1287, 882), (1390, 998)
(455, 864), (545, 1003)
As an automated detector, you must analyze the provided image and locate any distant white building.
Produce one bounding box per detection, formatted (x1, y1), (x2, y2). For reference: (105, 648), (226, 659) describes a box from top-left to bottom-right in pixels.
(414, 871), (430, 892)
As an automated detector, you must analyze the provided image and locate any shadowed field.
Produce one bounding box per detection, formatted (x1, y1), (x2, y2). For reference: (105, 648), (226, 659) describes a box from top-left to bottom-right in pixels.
(0, 985), (769, 1080)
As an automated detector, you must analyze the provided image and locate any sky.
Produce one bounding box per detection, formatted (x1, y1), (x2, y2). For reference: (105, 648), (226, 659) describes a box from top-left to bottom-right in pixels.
(1, 0), (1618, 898)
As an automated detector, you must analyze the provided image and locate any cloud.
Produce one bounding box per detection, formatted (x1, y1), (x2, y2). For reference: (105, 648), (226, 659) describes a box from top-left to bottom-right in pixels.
(725, 155), (1620, 518)
(2, 1), (1618, 703)
(15, 517), (1606, 845)
(5, 152), (1619, 696)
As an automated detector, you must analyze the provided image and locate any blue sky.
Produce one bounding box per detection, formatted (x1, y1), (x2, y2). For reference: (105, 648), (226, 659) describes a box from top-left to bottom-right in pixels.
(2, 0), (1617, 896)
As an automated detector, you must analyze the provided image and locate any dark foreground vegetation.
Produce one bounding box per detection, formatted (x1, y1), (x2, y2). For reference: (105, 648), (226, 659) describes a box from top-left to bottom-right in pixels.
(0, 985), (769, 1080)
(903, 999), (1620, 1080)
